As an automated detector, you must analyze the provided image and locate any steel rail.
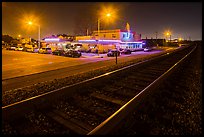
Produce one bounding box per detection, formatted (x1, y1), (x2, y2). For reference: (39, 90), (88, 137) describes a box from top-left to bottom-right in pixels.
(87, 45), (197, 135)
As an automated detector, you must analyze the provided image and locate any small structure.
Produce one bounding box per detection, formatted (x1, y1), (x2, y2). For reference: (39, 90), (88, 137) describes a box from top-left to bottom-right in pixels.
(42, 24), (145, 53)
(42, 35), (76, 51)
(76, 23), (144, 52)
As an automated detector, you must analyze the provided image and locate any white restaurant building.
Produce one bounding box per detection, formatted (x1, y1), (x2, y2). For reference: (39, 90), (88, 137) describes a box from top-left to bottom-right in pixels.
(43, 23), (145, 52)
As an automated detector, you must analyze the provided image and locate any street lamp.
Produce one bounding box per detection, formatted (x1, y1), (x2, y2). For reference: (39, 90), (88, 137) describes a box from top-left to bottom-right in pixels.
(178, 37), (182, 41)
(97, 13), (112, 39)
(97, 13), (111, 56)
(28, 21), (41, 49)
(166, 31), (171, 43)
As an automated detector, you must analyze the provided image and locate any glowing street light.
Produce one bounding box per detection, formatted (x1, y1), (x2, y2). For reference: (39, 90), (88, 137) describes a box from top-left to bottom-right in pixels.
(97, 13), (112, 56)
(97, 13), (112, 38)
(106, 13), (111, 17)
(27, 21), (41, 49)
(178, 37), (182, 41)
(28, 21), (32, 25)
(165, 31), (171, 42)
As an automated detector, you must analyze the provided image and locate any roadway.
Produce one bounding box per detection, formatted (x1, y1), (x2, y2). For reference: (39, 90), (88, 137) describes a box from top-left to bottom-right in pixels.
(2, 47), (178, 91)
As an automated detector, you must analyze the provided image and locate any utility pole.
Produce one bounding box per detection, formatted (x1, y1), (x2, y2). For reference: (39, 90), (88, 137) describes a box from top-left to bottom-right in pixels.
(38, 25), (40, 49)
(155, 31), (158, 46)
(115, 50), (118, 64)
(97, 18), (100, 57)
(87, 29), (88, 36)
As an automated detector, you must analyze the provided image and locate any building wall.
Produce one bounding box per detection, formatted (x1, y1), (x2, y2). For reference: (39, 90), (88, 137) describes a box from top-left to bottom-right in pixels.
(43, 29), (143, 53)
(92, 29), (121, 40)
(119, 32), (135, 42)
(75, 36), (93, 41)
(76, 29), (141, 42)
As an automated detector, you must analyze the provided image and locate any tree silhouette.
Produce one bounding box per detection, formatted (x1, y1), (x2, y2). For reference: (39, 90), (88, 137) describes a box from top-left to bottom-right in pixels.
(2, 35), (14, 43)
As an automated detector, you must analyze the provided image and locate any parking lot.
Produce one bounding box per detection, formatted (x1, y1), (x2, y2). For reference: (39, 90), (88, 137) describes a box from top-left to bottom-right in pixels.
(2, 47), (177, 80)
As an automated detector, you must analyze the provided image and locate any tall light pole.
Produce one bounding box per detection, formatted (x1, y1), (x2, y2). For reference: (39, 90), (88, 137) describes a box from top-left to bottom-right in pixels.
(165, 31), (171, 46)
(155, 31), (158, 46)
(98, 13), (111, 37)
(97, 18), (100, 39)
(28, 21), (41, 49)
(97, 13), (111, 56)
(166, 32), (169, 40)
(38, 24), (40, 49)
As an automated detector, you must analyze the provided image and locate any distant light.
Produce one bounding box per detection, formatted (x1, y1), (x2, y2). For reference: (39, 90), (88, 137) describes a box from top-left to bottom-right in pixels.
(99, 40), (121, 42)
(120, 41), (143, 44)
(106, 13), (111, 17)
(89, 46), (95, 49)
(78, 39), (144, 44)
(78, 40), (96, 42)
(78, 39), (121, 43)
(28, 21), (33, 25)
(44, 38), (60, 41)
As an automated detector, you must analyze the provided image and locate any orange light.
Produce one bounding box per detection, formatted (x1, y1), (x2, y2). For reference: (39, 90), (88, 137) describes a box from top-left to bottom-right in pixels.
(164, 30), (171, 36)
(28, 21), (33, 25)
(106, 13), (111, 17)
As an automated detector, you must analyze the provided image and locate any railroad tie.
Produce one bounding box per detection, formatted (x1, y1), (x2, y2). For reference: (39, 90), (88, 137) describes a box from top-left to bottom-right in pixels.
(46, 110), (89, 135)
(90, 92), (126, 106)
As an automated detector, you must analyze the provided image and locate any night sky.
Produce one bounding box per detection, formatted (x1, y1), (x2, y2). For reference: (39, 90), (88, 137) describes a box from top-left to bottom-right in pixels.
(2, 2), (202, 40)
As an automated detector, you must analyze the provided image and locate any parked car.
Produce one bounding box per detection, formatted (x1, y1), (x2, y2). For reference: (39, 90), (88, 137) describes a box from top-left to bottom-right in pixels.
(107, 49), (120, 57)
(6, 45), (17, 50)
(64, 50), (81, 58)
(33, 48), (39, 53)
(26, 47), (34, 52)
(38, 47), (52, 54)
(52, 49), (65, 56)
(144, 47), (152, 52)
(15, 46), (24, 51)
(120, 49), (131, 54)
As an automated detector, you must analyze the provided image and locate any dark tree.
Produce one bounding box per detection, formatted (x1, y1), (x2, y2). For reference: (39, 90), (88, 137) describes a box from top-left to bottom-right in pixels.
(2, 35), (14, 43)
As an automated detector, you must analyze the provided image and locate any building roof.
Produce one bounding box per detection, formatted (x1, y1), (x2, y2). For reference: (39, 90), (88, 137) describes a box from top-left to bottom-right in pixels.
(92, 29), (135, 34)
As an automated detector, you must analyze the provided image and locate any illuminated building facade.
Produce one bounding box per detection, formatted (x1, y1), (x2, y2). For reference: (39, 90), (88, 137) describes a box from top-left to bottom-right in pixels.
(76, 24), (145, 51)
(43, 24), (145, 52)
(42, 35), (75, 51)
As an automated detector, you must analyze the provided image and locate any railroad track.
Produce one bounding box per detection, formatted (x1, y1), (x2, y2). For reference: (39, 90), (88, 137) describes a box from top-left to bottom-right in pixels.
(2, 45), (196, 135)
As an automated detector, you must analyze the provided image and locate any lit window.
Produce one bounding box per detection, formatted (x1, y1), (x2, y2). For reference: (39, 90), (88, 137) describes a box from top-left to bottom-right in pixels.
(123, 34), (126, 38)
(112, 34), (116, 38)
